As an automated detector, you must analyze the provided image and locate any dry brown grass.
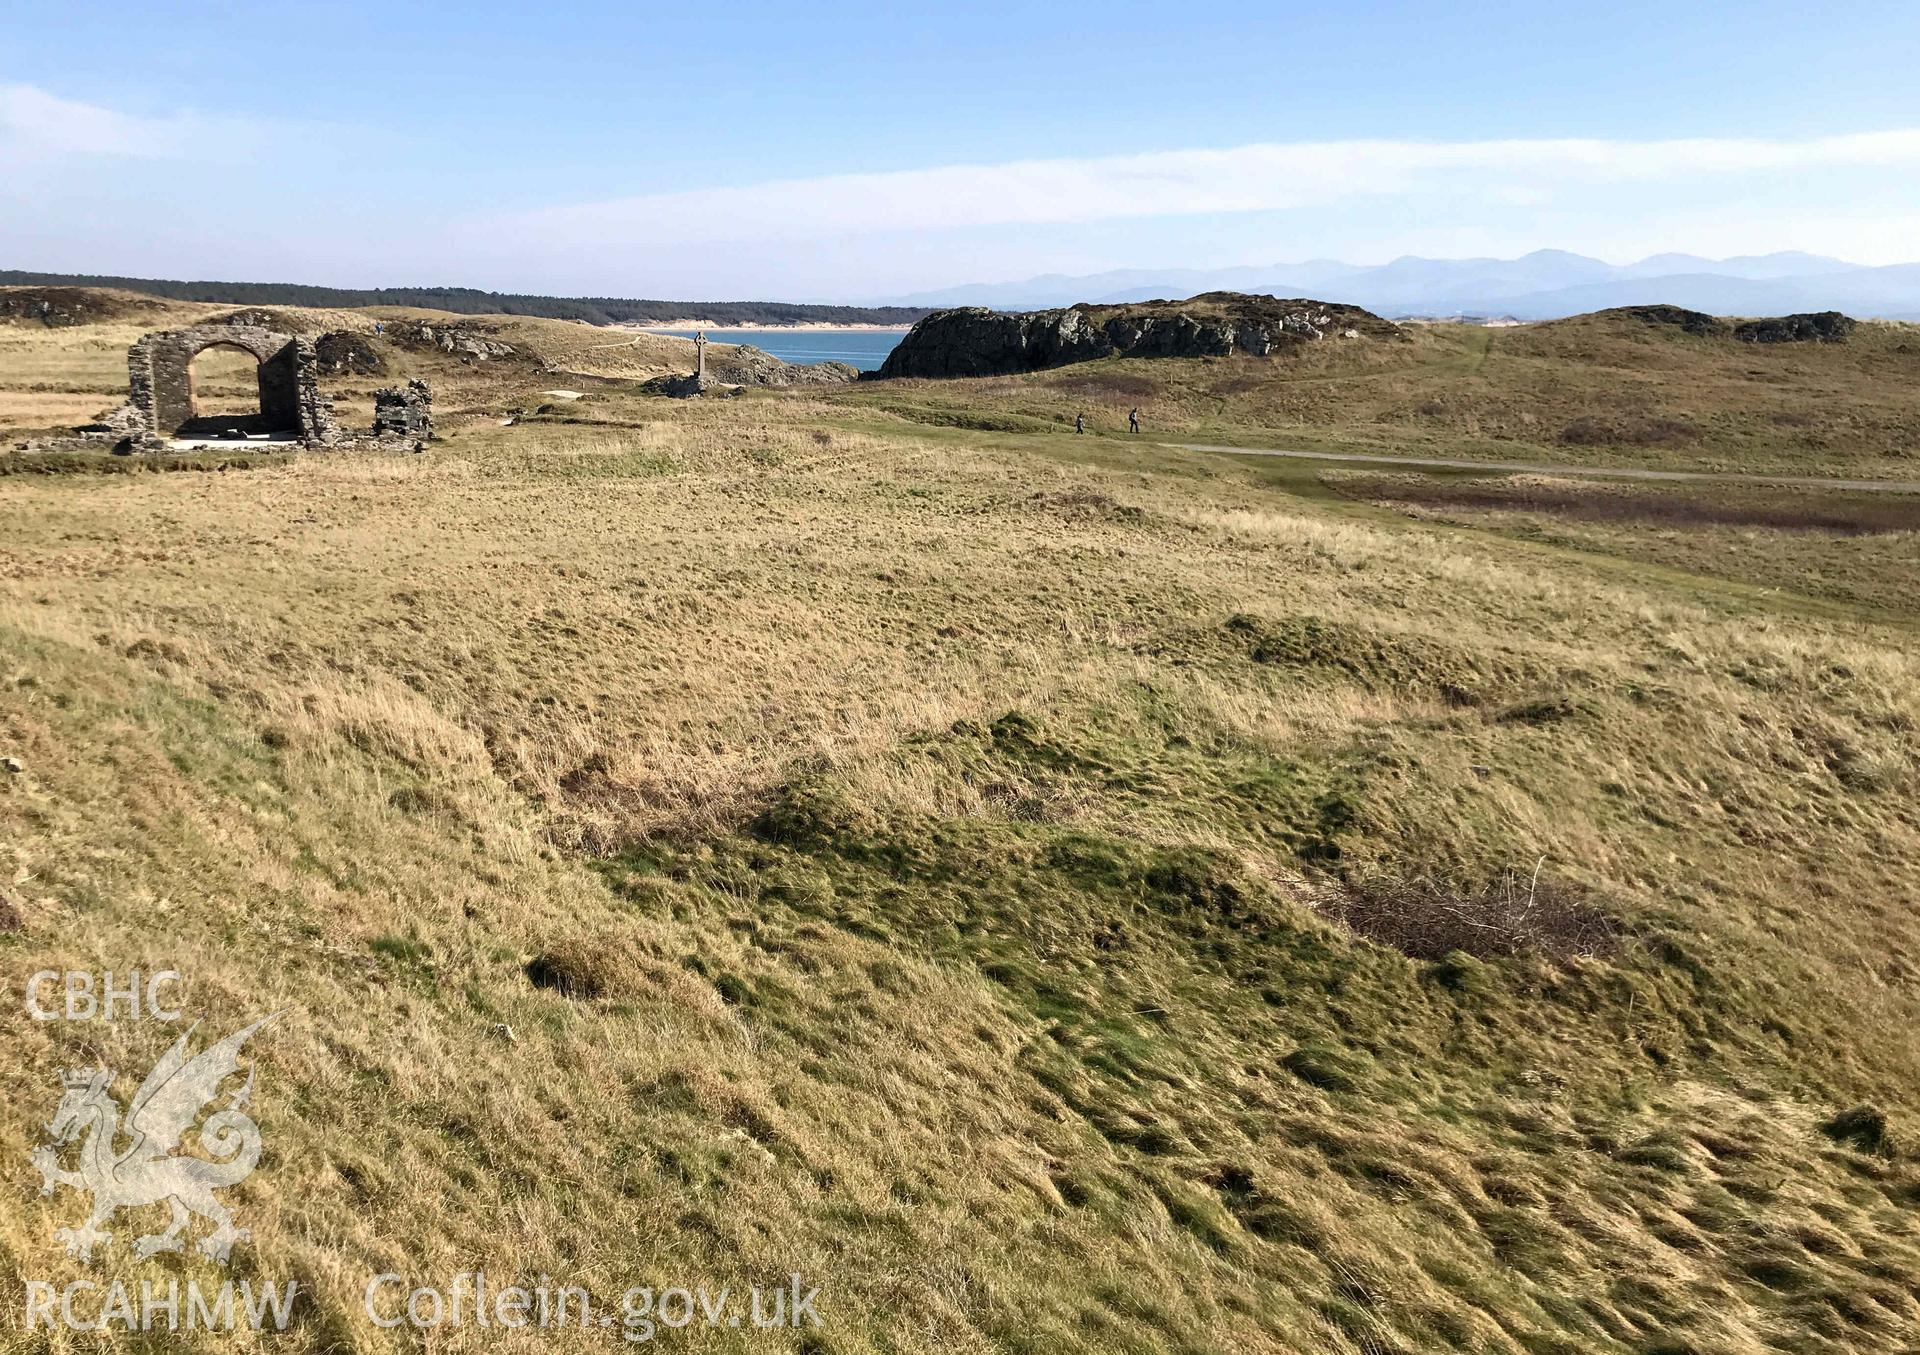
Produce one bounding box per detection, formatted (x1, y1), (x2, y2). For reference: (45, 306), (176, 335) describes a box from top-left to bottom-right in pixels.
(2, 305), (1920, 1352)
(1330, 469), (1920, 616)
(1330, 468), (1920, 531)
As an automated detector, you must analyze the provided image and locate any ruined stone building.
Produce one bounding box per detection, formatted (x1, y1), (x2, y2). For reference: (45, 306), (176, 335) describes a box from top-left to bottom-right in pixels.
(106, 324), (431, 450)
(121, 325), (342, 445)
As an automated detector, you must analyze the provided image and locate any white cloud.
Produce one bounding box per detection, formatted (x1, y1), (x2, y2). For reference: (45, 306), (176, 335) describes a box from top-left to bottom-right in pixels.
(8, 84), (1919, 293)
(0, 83), (213, 161)
(0, 82), (344, 175)
(480, 129), (1920, 251)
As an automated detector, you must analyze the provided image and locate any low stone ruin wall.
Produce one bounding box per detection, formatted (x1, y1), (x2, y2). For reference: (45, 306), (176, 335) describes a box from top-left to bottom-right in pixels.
(371, 380), (434, 442)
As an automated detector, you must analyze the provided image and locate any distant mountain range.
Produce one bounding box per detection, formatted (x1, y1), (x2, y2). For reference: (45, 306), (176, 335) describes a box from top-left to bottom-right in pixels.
(886, 251), (1920, 321)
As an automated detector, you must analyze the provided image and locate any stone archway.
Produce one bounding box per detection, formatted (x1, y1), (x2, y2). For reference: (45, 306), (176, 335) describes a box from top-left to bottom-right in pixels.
(179, 341), (277, 435)
(124, 325), (340, 444)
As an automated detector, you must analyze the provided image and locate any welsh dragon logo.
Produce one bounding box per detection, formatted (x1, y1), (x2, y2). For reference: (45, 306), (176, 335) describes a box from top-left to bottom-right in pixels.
(31, 1013), (283, 1265)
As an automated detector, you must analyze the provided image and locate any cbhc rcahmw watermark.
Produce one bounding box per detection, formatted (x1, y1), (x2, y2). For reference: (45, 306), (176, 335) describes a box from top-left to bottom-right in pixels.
(23, 969), (184, 1021)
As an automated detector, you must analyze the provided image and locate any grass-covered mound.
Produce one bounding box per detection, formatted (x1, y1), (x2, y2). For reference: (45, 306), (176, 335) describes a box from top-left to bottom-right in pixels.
(845, 306), (1920, 480)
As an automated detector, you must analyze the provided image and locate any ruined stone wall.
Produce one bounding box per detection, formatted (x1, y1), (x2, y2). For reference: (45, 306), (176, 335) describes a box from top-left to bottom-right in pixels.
(370, 380), (433, 441)
(125, 336), (159, 431)
(122, 325), (340, 444)
(290, 338), (342, 443)
(107, 324), (436, 451)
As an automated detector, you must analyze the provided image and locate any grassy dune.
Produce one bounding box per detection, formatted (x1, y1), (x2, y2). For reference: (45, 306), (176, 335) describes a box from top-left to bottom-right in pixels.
(838, 311), (1920, 480)
(3, 301), (1919, 1353)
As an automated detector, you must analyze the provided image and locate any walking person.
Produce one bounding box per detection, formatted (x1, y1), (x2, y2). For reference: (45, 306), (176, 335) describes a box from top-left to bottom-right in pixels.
(1075, 412), (1085, 435)
(1128, 407), (1140, 435)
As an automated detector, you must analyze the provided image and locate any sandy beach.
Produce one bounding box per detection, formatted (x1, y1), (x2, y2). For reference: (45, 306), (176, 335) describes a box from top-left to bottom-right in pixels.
(628, 321), (913, 332)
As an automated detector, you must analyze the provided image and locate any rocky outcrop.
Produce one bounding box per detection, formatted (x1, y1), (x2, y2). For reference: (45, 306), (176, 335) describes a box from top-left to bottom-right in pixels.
(205, 307), (318, 333)
(875, 292), (1401, 379)
(1732, 311), (1856, 344)
(1602, 305), (1857, 343)
(1610, 305), (1727, 336)
(647, 344), (860, 397)
(382, 320), (522, 363)
(314, 330), (387, 376)
(711, 344), (858, 387)
(0, 287), (166, 327)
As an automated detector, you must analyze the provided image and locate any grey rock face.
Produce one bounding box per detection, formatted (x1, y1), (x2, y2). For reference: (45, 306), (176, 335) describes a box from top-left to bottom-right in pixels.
(1599, 305), (1858, 343)
(1732, 311), (1856, 344)
(315, 331), (388, 376)
(875, 293), (1398, 379)
(875, 307), (1113, 378)
(383, 320), (520, 363)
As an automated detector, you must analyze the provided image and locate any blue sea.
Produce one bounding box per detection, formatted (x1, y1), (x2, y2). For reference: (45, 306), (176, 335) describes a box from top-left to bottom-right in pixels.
(652, 328), (906, 372)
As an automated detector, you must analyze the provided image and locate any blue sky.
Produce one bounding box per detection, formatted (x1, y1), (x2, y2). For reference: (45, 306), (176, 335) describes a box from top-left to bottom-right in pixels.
(4, 1), (1920, 299)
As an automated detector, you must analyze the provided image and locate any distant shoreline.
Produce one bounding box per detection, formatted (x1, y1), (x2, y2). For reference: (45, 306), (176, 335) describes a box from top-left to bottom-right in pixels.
(630, 322), (912, 333)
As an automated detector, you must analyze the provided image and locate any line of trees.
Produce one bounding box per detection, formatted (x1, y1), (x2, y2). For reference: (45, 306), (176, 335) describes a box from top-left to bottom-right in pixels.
(0, 271), (929, 328)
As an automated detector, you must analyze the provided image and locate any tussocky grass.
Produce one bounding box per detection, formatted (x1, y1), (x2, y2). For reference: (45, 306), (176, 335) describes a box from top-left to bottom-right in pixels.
(0, 302), (1918, 1352)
